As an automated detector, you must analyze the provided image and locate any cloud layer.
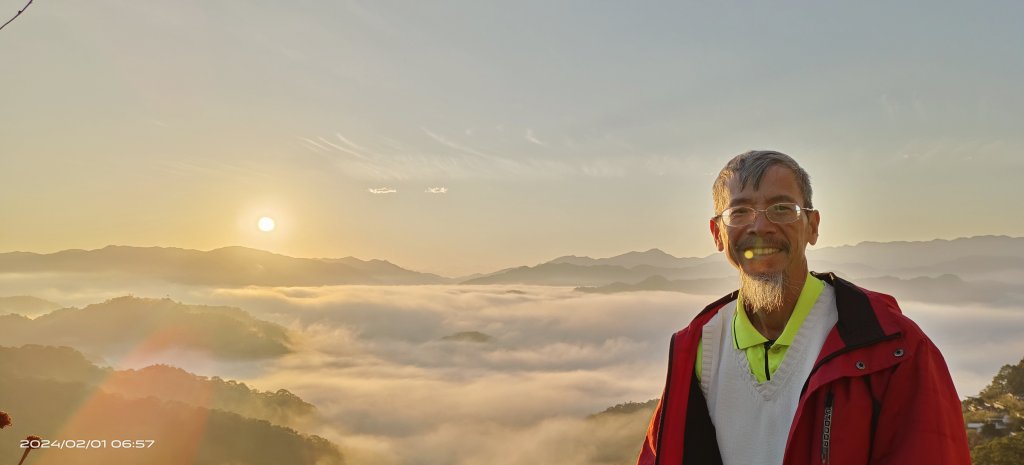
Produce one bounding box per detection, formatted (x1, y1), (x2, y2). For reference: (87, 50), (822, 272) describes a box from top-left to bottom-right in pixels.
(197, 285), (707, 463)
(3, 272), (1019, 465)
(188, 284), (1021, 465)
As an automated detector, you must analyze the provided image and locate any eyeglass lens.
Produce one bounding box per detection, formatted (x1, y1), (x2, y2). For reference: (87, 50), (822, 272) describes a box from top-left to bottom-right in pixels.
(723, 204), (801, 226)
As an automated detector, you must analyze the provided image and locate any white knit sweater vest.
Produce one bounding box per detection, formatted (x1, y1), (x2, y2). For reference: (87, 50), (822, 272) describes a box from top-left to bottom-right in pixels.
(700, 284), (838, 465)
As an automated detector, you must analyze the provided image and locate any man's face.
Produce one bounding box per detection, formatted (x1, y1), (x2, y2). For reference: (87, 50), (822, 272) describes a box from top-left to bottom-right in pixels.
(709, 165), (820, 283)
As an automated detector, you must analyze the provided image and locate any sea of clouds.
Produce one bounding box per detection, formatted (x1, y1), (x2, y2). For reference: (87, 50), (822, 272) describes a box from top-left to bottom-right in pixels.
(4, 274), (1022, 465)
(201, 285), (703, 465)
(185, 284), (1023, 465)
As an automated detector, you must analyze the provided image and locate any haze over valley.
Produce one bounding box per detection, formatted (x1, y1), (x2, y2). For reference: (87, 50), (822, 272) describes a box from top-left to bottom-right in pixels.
(2, 236), (1021, 464)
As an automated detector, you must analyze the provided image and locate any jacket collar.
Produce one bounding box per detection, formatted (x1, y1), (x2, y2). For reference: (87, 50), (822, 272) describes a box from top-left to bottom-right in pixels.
(696, 272), (895, 349)
(811, 271), (893, 347)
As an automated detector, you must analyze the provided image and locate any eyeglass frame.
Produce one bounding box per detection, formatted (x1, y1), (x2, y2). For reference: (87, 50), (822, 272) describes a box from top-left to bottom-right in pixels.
(711, 202), (816, 227)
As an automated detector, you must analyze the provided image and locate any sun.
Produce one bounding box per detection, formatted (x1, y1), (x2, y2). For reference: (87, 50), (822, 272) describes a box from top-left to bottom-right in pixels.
(257, 216), (276, 232)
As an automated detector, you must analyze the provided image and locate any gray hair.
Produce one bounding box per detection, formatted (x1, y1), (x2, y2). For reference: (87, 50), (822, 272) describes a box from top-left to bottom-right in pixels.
(712, 150), (813, 214)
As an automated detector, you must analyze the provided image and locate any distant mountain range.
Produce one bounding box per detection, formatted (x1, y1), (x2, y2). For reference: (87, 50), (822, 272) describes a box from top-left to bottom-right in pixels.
(0, 245), (450, 286)
(807, 235), (1024, 270)
(0, 295), (61, 317)
(1, 236), (1021, 292)
(549, 248), (711, 269)
(473, 235), (1024, 288)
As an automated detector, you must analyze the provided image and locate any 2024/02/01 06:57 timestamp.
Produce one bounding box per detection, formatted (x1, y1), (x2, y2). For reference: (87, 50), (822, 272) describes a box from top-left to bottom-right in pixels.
(20, 439), (156, 449)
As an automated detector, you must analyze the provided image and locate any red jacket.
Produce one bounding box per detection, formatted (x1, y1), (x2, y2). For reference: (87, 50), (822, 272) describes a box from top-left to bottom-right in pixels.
(637, 272), (971, 465)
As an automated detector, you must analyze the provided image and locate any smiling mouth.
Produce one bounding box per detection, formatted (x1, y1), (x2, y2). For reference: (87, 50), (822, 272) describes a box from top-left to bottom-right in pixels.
(742, 247), (782, 259)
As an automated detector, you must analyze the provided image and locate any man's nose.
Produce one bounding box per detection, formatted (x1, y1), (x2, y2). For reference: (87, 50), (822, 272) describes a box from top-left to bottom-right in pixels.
(747, 209), (776, 233)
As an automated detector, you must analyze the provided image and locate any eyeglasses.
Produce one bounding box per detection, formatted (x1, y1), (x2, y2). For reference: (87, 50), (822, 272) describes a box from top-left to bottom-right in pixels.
(712, 202), (814, 227)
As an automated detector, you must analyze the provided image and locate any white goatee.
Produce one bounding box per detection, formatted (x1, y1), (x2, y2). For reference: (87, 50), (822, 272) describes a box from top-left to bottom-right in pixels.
(739, 272), (786, 313)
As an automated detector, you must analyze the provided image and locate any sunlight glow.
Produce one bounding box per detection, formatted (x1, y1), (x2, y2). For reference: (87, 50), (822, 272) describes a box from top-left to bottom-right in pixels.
(257, 216), (276, 232)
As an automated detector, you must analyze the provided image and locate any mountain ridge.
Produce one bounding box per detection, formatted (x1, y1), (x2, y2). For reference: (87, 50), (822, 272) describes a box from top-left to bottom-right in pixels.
(0, 245), (451, 286)
(0, 296), (292, 360)
(1, 235), (1020, 287)
(465, 235), (1024, 286)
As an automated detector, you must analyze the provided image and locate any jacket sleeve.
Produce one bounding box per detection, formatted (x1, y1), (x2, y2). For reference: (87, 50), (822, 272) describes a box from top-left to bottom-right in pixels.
(636, 397), (663, 465)
(872, 336), (971, 464)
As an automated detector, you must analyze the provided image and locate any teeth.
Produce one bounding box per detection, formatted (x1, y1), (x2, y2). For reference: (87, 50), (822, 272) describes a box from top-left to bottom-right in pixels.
(746, 248), (780, 256)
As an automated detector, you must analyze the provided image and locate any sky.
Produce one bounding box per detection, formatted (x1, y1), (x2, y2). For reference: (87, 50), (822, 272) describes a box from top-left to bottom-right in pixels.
(2, 1), (1024, 275)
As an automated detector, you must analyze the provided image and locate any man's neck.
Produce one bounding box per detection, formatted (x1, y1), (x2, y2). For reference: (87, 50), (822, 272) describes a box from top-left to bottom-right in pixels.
(749, 308), (789, 341)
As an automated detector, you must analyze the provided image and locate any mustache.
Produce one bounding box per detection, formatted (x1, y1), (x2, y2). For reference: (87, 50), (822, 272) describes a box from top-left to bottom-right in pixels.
(734, 236), (790, 252)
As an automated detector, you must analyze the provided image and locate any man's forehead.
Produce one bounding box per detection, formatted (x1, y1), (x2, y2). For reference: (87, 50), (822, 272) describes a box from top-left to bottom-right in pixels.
(723, 166), (802, 204)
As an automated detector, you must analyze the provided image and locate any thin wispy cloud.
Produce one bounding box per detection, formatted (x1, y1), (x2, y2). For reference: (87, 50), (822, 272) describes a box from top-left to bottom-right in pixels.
(425, 187), (448, 194)
(368, 187), (397, 194)
(336, 132), (371, 152)
(306, 127), (795, 183)
(300, 137), (328, 152)
(525, 129), (547, 147)
(418, 126), (589, 179)
(318, 137), (371, 161)
(420, 127), (512, 164)
(302, 127), (610, 181)
(377, 136), (411, 152)
(300, 132), (409, 180)
(302, 131), (488, 180)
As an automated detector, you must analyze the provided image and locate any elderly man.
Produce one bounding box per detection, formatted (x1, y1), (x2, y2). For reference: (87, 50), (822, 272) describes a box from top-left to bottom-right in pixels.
(636, 151), (970, 465)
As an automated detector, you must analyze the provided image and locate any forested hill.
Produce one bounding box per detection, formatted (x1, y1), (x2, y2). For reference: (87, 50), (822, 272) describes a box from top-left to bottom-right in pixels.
(0, 296), (291, 360)
(964, 356), (1024, 464)
(0, 345), (341, 465)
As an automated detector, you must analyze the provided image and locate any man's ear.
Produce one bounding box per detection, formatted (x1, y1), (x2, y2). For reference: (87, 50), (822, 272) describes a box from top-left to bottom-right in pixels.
(807, 209), (820, 246)
(710, 218), (725, 251)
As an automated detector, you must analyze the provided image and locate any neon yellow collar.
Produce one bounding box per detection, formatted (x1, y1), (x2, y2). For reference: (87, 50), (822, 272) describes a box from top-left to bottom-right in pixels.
(734, 273), (825, 349)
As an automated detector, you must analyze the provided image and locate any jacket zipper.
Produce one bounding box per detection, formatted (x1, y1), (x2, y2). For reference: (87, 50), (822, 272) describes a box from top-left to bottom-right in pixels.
(821, 390), (834, 464)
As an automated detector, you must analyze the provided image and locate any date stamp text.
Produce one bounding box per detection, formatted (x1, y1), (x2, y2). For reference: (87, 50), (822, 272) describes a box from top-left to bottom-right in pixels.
(19, 439), (156, 450)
